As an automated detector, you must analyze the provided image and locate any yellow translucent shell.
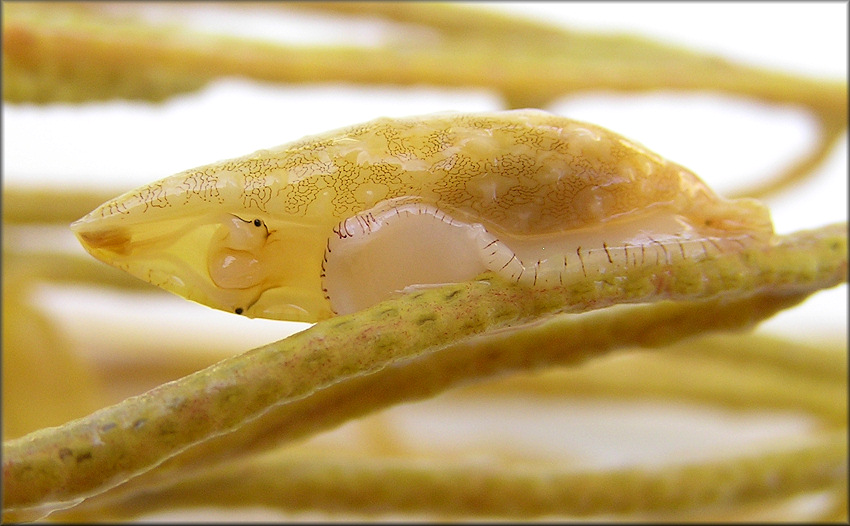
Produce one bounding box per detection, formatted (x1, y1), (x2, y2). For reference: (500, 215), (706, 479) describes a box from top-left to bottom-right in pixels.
(71, 110), (773, 322)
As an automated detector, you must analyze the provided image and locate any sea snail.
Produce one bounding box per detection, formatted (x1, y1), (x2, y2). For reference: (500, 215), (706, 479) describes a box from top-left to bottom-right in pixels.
(71, 110), (773, 323)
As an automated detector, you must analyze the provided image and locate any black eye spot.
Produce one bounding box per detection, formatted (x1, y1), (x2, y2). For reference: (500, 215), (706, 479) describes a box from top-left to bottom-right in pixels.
(253, 219), (262, 227)
(235, 307), (244, 315)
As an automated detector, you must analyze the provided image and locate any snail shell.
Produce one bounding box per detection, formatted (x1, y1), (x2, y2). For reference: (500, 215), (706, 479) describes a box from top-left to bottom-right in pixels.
(71, 110), (773, 322)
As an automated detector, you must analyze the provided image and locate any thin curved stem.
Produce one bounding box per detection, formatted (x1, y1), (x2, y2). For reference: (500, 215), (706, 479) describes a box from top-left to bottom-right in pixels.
(50, 430), (847, 521)
(2, 222), (845, 520)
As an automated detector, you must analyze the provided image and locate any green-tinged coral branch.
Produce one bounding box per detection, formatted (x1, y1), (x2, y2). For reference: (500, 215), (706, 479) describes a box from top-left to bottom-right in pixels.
(454, 336), (847, 427)
(2, 222), (846, 519)
(51, 304), (845, 521)
(51, 430), (848, 521)
(286, 1), (574, 44)
(4, 3), (843, 109)
(3, 1), (842, 134)
(460, 332), (849, 398)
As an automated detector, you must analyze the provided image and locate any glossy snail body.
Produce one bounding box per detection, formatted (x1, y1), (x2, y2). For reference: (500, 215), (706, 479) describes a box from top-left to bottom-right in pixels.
(71, 110), (773, 322)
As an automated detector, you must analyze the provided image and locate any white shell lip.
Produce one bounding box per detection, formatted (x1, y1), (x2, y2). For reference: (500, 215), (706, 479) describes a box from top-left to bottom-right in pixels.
(323, 203), (491, 316)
